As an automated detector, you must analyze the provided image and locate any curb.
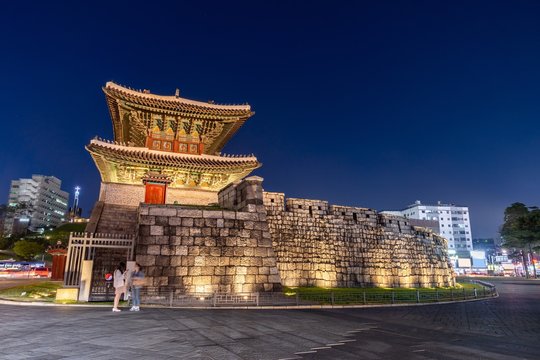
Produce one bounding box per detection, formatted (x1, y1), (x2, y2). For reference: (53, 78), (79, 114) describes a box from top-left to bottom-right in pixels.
(0, 293), (498, 310)
(0, 298), (111, 307)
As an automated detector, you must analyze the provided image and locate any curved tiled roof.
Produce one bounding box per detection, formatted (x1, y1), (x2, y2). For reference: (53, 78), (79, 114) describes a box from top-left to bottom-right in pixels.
(103, 82), (254, 154)
(86, 139), (261, 173)
(104, 82), (252, 117)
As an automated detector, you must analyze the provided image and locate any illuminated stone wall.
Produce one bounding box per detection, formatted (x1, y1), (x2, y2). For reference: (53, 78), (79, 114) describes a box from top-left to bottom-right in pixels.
(263, 192), (455, 288)
(136, 179), (281, 293)
(134, 177), (454, 293)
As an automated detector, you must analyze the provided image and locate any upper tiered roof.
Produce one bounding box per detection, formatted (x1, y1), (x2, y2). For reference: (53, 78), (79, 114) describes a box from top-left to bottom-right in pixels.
(103, 82), (254, 154)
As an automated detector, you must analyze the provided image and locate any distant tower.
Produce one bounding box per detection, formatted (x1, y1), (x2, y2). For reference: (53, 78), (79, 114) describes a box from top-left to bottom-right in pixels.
(69, 186), (82, 222)
(73, 186), (80, 210)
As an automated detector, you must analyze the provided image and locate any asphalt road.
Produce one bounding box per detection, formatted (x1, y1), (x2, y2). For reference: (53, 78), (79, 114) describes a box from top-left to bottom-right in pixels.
(0, 277), (538, 359)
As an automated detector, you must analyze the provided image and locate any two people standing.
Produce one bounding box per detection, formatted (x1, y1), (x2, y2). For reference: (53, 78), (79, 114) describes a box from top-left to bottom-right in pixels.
(130, 263), (144, 312)
(112, 261), (145, 312)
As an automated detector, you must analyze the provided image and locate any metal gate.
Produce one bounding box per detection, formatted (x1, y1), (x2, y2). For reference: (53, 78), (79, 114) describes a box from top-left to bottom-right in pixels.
(64, 232), (134, 301)
(89, 247), (130, 301)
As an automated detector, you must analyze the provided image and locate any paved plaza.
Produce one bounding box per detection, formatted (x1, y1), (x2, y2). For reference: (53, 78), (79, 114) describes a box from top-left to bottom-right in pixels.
(0, 277), (539, 359)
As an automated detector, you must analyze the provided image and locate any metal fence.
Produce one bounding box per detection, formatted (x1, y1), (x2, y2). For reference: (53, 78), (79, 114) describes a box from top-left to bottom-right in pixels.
(135, 284), (497, 308)
(64, 232), (134, 287)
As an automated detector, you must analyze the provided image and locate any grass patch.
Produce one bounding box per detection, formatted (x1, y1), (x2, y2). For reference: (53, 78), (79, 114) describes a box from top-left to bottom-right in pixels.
(49, 222), (87, 233)
(281, 282), (489, 305)
(0, 281), (63, 302)
(0, 281), (126, 305)
(282, 282), (481, 295)
(458, 282), (484, 290)
(0, 253), (16, 260)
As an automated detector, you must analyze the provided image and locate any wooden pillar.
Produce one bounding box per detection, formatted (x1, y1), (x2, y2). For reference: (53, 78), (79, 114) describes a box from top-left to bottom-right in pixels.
(46, 242), (68, 281)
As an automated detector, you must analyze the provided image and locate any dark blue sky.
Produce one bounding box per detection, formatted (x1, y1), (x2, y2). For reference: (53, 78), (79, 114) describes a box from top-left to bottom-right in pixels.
(1, 1), (539, 238)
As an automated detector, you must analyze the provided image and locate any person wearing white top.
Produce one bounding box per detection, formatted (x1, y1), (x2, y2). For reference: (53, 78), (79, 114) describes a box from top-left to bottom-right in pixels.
(112, 262), (127, 312)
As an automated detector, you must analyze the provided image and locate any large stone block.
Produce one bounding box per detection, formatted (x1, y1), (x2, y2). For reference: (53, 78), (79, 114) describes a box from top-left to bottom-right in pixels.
(149, 207), (177, 217)
(156, 256), (170, 267)
(136, 255), (155, 266)
(169, 217), (183, 226)
(139, 216), (155, 225)
(203, 210), (223, 219)
(176, 227), (190, 236)
(219, 257), (230, 266)
(175, 267), (188, 276)
(177, 209), (203, 218)
(171, 257), (183, 266)
(256, 275), (268, 283)
(201, 266), (215, 276)
(156, 236), (169, 245)
(150, 226), (164, 236)
(236, 212), (259, 221)
(170, 236), (182, 245)
(219, 228), (229, 237)
(175, 246), (188, 256)
(194, 256), (205, 266)
(206, 257), (219, 266)
(192, 276), (212, 286)
(182, 236), (194, 246)
(147, 245), (160, 255)
(155, 216), (169, 226)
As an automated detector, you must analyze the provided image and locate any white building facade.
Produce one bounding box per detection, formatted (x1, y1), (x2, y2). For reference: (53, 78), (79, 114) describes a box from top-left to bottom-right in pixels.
(399, 201), (473, 250)
(4, 175), (69, 235)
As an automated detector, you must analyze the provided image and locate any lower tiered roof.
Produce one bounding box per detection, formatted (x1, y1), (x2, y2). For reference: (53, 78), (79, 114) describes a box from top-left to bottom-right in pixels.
(86, 138), (261, 190)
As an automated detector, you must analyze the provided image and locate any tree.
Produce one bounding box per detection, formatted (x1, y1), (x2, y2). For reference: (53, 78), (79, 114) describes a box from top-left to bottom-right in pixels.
(517, 209), (540, 277)
(0, 234), (17, 250)
(13, 240), (44, 261)
(501, 203), (540, 278)
(44, 222), (87, 246)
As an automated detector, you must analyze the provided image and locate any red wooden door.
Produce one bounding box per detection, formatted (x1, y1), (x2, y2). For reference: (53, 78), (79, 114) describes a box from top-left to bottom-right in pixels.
(144, 183), (166, 204)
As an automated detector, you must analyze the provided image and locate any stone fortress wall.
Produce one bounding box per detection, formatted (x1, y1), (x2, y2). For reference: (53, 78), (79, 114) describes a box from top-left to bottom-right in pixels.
(135, 177), (282, 293)
(135, 176), (454, 293)
(263, 191), (455, 288)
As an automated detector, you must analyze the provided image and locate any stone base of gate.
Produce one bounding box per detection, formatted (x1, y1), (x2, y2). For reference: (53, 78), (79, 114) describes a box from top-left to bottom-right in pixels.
(56, 288), (79, 301)
(78, 260), (93, 301)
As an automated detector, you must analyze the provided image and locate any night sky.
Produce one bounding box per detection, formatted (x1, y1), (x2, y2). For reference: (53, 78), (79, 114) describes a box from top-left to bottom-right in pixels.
(1, 1), (539, 238)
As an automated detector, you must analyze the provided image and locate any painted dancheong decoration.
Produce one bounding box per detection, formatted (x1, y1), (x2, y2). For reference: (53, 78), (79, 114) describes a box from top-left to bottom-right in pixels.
(86, 82), (261, 205)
